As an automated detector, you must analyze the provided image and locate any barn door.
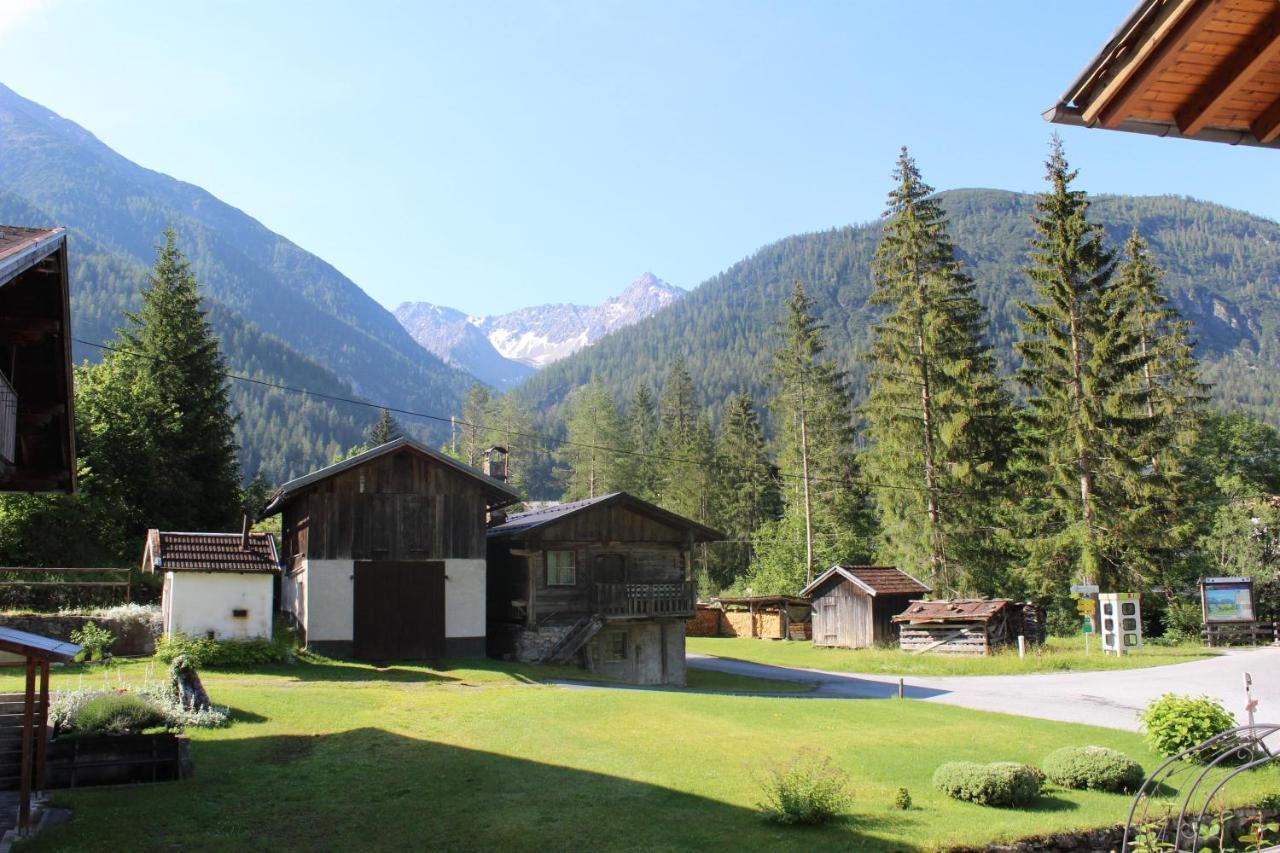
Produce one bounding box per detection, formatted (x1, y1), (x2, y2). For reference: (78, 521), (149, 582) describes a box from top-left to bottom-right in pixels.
(353, 561), (445, 660)
(821, 602), (837, 646)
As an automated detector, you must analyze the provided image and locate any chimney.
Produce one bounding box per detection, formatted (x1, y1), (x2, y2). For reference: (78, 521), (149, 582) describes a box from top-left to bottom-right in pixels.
(483, 446), (508, 482)
(240, 513), (251, 551)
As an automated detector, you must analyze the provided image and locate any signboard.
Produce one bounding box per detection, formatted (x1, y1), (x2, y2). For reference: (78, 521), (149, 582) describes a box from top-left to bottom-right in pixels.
(1076, 598), (1096, 616)
(1081, 616), (1094, 634)
(1201, 577), (1255, 624)
(1070, 583), (1100, 595)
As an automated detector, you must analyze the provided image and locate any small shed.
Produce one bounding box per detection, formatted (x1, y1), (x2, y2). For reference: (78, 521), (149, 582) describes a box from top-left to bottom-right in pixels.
(705, 596), (812, 640)
(892, 599), (1018, 655)
(801, 565), (931, 648)
(141, 529), (279, 641)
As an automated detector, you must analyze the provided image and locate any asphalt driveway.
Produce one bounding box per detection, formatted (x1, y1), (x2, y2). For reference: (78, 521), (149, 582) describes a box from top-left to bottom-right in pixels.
(687, 646), (1280, 731)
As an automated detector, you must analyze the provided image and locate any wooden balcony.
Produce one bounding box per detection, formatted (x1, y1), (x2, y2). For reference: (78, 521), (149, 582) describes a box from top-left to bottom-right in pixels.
(594, 582), (696, 619)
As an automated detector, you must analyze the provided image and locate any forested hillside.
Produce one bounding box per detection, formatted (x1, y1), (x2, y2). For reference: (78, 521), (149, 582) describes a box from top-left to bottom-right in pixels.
(0, 83), (474, 482)
(517, 190), (1280, 432)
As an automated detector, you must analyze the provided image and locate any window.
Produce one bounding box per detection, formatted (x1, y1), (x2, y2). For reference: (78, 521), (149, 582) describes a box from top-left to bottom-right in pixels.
(604, 632), (627, 662)
(546, 550), (576, 586)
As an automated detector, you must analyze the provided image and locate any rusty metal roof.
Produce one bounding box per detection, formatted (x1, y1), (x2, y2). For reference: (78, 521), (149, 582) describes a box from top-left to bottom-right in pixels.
(142, 530), (280, 574)
(891, 598), (1013, 624)
(800, 564), (932, 598)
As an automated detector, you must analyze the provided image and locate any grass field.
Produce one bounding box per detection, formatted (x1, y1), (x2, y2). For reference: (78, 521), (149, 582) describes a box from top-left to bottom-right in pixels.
(687, 636), (1214, 677)
(5, 655), (1272, 852)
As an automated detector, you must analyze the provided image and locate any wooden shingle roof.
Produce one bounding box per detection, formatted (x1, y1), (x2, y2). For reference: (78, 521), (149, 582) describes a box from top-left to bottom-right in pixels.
(800, 564), (932, 598)
(142, 530), (280, 575)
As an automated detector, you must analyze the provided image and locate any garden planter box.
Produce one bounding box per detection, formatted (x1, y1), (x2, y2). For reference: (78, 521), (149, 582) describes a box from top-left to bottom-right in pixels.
(46, 733), (192, 788)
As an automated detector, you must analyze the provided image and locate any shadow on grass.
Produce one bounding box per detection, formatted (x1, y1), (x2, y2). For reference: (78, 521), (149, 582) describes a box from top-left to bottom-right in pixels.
(27, 728), (913, 851)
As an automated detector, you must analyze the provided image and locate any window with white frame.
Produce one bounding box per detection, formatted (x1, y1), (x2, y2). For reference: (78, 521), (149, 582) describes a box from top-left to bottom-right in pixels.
(545, 550), (576, 586)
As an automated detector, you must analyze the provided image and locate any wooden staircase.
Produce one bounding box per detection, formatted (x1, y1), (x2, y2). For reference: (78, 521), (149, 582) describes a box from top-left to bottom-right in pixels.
(542, 615), (604, 664)
(0, 693), (37, 792)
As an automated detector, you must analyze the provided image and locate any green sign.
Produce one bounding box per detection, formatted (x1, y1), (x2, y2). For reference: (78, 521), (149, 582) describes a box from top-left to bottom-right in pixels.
(1081, 616), (1094, 634)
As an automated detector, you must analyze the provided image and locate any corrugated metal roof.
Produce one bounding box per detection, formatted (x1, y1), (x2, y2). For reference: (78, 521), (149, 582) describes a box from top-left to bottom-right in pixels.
(891, 599), (1013, 624)
(262, 436), (520, 516)
(800, 564), (932, 598)
(0, 226), (64, 287)
(143, 530), (280, 574)
(487, 491), (724, 542)
(0, 626), (81, 661)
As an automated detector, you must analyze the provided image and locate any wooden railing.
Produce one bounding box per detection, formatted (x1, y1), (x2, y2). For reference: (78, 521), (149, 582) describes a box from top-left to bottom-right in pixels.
(594, 582), (696, 619)
(1202, 621), (1278, 648)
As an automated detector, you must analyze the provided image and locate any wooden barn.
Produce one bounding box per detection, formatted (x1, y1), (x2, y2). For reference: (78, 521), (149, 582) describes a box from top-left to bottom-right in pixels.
(800, 565), (931, 649)
(701, 596), (812, 640)
(262, 437), (520, 660)
(487, 491), (722, 686)
(892, 599), (1020, 656)
(0, 227), (75, 494)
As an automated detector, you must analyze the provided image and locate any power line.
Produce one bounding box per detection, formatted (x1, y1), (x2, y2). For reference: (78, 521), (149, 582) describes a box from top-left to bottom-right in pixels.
(72, 336), (949, 495)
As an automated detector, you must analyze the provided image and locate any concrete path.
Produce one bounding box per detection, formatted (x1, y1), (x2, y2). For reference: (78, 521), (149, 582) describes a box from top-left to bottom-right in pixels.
(687, 647), (1280, 731)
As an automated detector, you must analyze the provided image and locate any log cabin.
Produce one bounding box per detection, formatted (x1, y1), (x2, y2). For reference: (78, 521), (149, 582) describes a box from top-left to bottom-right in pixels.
(486, 492), (722, 686)
(262, 437), (520, 660)
(801, 564), (931, 649)
(0, 227), (75, 494)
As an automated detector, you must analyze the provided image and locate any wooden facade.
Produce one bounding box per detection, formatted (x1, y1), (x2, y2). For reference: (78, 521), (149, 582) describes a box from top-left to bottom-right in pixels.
(486, 492), (722, 686)
(263, 437), (519, 659)
(892, 599), (1018, 656)
(801, 565), (930, 649)
(0, 227), (75, 494)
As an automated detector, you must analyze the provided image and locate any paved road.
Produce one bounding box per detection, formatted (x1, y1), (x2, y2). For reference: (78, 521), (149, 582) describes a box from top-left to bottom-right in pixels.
(687, 647), (1280, 731)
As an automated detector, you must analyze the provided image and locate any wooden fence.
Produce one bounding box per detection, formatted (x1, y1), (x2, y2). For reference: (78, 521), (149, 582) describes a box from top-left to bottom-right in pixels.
(1202, 621), (1278, 648)
(0, 567), (131, 608)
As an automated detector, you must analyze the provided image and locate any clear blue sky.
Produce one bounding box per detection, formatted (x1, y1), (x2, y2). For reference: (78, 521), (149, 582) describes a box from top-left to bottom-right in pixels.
(1, 1), (1275, 316)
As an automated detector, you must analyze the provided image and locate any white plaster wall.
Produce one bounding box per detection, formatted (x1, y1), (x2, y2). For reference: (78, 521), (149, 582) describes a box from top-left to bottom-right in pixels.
(445, 558), (486, 639)
(167, 572), (273, 640)
(281, 570), (305, 627)
(304, 559), (355, 641)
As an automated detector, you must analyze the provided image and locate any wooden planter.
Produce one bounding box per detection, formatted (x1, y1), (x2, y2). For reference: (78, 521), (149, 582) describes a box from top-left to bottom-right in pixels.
(45, 732), (192, 788)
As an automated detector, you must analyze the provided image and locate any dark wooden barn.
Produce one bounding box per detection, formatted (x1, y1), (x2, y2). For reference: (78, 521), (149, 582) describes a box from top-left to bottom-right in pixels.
(487, 491), (722, 686)
(262, 437), (520, 660)
(892, 599), (1018, 655)
(0, 227), (75, 494)
(800, 565), (931, 649)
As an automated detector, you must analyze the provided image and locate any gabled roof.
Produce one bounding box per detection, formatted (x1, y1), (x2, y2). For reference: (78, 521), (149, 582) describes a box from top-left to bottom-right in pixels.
(891, 598), (1013, 625)
(487, 491), (724, 542)
(0, 226), (64, 286)
(261, 436), (521, 516)
(141, 530), (280, 575)
(800, 564), (932, 599)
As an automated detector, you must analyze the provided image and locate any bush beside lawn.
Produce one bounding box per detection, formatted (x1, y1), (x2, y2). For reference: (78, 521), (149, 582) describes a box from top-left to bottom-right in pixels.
(1, 657), (1274, 852)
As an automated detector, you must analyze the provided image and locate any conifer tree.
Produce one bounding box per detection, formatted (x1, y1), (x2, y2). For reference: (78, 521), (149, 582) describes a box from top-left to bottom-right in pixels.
(861, 148), (1013, 595)
(459, 384), (493, 468)
(653, 358), (701, 506)
(558, 378), (623, 500)
(614, 384), (660, 500)
(709, 392), (780, 589)
(368, 408), (402, 446)
(1015, 140), (1152, 593)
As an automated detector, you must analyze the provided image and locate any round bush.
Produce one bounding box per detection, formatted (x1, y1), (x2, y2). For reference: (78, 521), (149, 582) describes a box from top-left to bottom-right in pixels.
(932, 761), (1043, 807)
(1139, 694), (1236, 758)
(67, 692), (167, 736)
(758, 749), (853, 825)
(1043, 746), (1144, 792)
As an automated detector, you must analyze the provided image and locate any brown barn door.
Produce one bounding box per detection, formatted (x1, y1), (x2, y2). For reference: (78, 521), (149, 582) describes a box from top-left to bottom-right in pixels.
(353, 561), (445, 660)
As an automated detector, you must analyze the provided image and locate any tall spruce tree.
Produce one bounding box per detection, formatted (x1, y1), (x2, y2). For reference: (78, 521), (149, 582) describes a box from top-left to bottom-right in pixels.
(558, 378), (623, 500)
(751, 282), (872, 590)
(708, 392), (780, 589)
(652, 360), (717, 525)
(78, 229), (241, 533)
(861, 148), (1013, 595)
(369, 408), (402, 445)
(614, 384), (660, 500)
(1015, 140), (1152, 593)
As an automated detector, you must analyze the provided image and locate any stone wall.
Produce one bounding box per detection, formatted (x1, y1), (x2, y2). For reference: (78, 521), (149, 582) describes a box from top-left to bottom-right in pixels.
(0, 612), (159, 656)
(514, 624), (576, 663)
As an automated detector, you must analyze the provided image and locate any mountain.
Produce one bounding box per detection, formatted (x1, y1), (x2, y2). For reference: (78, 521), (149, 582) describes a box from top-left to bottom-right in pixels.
(395, 273), (686, 386)
(515, 190), (1280, 434)
(0, 82), (478, 483)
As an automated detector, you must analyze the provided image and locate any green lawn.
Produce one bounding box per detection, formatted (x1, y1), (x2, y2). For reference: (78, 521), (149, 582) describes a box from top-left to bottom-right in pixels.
(7, 656), (1273, 852)
(687, 636), (1214, 677)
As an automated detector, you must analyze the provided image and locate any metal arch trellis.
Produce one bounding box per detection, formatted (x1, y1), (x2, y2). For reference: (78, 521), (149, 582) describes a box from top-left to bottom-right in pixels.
(1123, 723), (1280, 852)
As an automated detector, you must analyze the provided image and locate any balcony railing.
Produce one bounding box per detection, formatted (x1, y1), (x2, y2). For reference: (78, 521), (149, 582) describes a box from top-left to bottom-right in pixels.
(595, 582), (696, 619)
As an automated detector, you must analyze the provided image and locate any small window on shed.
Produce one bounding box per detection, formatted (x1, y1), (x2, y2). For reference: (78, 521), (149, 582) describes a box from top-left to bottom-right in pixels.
(604, 632), (626, 662)
(546, 550), (576, 586)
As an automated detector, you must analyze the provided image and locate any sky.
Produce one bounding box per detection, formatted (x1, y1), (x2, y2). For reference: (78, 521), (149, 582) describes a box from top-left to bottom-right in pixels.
(0, 0), (1276, 317)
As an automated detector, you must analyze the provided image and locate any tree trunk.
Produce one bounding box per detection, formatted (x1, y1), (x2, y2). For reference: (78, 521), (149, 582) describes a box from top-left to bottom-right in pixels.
(914, 259), (945, 591)
(799, 406), (815, 586)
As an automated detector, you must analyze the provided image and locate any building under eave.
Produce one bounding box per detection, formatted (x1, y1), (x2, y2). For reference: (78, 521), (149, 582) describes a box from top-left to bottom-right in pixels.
(1046, 0), (1280, 150)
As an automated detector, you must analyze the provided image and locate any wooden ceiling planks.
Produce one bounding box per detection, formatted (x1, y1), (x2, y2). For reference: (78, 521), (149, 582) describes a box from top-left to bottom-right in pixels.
(1176, 8), (1280, 134)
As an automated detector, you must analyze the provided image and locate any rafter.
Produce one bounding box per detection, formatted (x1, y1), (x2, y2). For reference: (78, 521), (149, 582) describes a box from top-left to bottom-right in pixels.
(1251, 92), (1280, 142)
(1176, 11), (1280, 136)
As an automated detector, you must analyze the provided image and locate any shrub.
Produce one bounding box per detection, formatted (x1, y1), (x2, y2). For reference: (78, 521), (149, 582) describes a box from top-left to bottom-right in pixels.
(63, 692), (168, 736)
(91, 603), (162, 639)
(1161, 600), (1203, 643)
(70, 620), (115, 661)
(932, 761), (1043, 807)
(893, 787), (912, 810)
(1139, 694), (1236, 758)
(1043, 745), (1144, 792)
(155, 634), (286, 667)
(758, 749), (853, 825)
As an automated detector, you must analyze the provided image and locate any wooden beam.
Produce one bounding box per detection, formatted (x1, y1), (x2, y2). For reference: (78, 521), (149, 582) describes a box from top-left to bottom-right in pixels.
(1177, 11), (1280, 136)
(1251, 91), (1280, 141)
(18, 658), (33, 833)
(0, 317), (60, 346)
(1087, 0), (1224, 128)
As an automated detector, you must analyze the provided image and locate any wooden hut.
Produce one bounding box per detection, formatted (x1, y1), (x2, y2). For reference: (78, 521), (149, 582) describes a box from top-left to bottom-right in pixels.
(800, 565), (931, 649)
(892, 599), (1019, 656)
(704, 596), (812, 640)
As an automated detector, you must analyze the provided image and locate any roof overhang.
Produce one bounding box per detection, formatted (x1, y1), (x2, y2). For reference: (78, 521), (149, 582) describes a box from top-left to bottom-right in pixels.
(487, 491), (725, 543)
(1047, 0), (1280, 149)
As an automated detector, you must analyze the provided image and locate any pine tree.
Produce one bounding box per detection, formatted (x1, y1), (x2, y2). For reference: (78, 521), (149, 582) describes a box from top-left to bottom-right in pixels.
(752, 282), (873, 590)
(1015, 139), (1152, 593)
(709, 392), (780, 589)
(861, 148), (1014, 595)
(653, 358), (701, 508)
(558, 378), (624, 500)
(368, 408), (401, 446)
(614, 384), (660, 500)
(459, 384), (493, 468)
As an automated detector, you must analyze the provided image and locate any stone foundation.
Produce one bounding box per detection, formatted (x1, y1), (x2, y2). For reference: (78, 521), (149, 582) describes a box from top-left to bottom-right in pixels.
(0, 612), (158, 656)
(514, 625), (577, 663)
